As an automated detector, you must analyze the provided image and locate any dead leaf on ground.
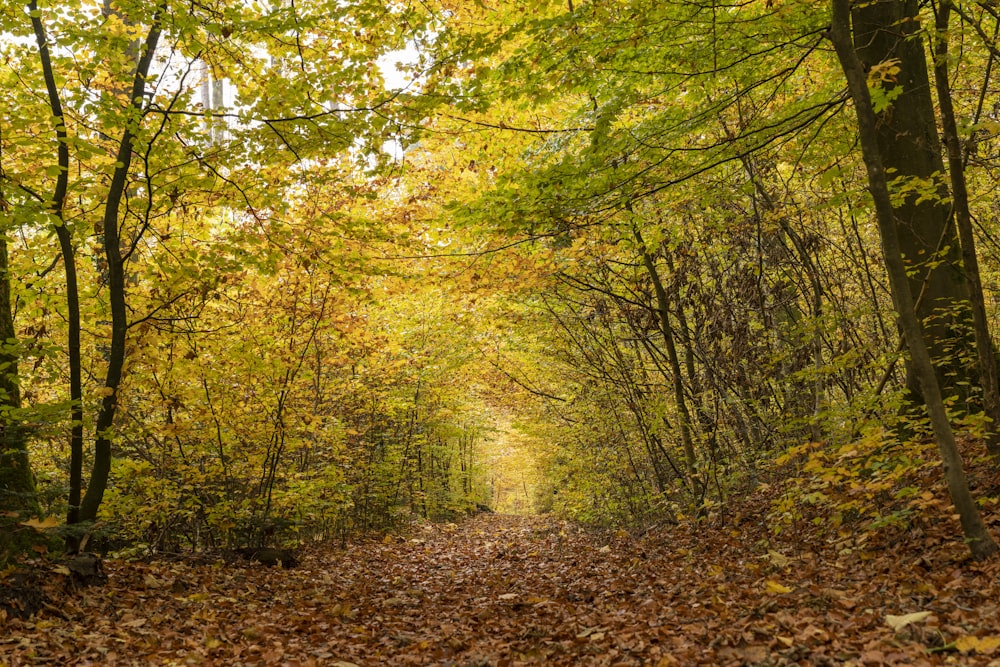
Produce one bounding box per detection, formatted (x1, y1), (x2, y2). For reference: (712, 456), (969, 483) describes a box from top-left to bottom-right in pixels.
(885, 611), (933, 632)
(955, 635), (1000, 655)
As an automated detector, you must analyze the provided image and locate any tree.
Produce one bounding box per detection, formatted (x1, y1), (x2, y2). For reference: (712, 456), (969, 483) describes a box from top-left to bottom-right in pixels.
(847, 0), (979, 409)
(27, 1), (84, 530)
(409, 0), (1000, 554)
(6, 0), (434, 530)
(0, 190), (38, 561)
(931, 0), (1000, 456)
(0, 235), (35, 517)
(828, 0), (996, 560)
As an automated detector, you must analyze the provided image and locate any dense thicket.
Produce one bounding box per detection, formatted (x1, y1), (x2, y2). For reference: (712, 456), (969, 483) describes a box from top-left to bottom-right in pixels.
(413, 0), (1000, 556)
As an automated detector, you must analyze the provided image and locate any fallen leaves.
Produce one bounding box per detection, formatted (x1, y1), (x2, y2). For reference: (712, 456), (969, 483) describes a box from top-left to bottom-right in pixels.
(18, 516), (60, 530)
(955, 635), (1000, 655)
(2, 509), (999, 665)
(764, 579), (794, 594)
(885, 610), (933, 633)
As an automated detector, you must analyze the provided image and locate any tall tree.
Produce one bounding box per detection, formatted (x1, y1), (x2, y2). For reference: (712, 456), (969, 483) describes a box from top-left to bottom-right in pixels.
(849, 0), (977, 407)
(28, 0), (85, 527)
(0, 234), (34, 517)
(0, 56), (35, 521)
(828, 0), (997, 560)
(931, 0), (1000, 456)
(77, 3), (166, 523)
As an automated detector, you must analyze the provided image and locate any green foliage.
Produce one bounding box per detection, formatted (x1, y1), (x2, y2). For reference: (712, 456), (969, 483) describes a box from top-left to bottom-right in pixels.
(1, 0), (503, 553)
(867, 58), (905, 114)
(3, 0), (1000, 558)
(387, 0), (1000, 557)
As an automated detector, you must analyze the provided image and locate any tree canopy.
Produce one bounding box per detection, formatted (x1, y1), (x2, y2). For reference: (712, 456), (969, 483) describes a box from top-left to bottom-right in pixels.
(2, 0), (999, 564)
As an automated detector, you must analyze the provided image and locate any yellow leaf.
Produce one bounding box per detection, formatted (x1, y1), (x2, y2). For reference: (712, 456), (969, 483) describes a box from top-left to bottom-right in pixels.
(20, 516), (60, 530)
(766, 550), (791, 568)
(885, 611), (932, 632)
(955, 635), (1000, 655)
(765, 579), (793, 594)
(655, 657), (681, 667)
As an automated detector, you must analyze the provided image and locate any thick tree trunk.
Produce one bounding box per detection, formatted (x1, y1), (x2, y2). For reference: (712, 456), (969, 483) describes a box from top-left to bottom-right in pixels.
(829, 0), (998, 560)
(851, 0), (976, 407)
(932, 1), (1000, 457)
(0, 236), (38, 563)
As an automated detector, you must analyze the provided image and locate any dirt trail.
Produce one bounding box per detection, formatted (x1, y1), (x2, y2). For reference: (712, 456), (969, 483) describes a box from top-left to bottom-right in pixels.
(2, 513), (999, 666)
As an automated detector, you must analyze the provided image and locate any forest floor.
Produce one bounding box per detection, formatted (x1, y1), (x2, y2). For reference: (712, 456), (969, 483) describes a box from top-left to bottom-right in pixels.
(3, 485), (1000, 666)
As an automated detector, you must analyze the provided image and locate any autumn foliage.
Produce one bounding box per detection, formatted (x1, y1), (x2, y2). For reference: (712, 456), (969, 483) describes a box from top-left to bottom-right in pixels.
(2, 0), (1000, 662)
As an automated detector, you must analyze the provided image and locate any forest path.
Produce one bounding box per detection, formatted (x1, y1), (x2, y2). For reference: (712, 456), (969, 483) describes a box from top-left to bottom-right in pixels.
(3, 512), (1000, 666)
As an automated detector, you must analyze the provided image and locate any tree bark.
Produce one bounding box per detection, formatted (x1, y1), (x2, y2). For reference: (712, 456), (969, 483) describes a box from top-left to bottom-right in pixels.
(79, 8), (165, 522)
(850, 0), (975, 408)
(28, 1), (85, 527)
(0, 236), (35, 517)
(829, 0), (997, 560)
(634, 227), (697, 475)
(931, 1), (1000, 457)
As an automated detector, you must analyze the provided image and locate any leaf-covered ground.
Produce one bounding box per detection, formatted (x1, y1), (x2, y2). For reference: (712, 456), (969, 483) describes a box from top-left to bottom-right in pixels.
(3, 493), (1000, 666)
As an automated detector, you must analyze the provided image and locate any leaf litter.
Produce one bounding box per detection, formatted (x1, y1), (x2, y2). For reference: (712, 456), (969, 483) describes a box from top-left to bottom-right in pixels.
(2, 504), (1000, 666)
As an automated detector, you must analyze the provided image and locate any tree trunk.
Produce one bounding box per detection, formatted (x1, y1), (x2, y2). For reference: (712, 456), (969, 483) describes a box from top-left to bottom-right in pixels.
(0, 234), (39, 563)
(634, 227), (697, 475)
(28, 2), (85, 528)
(79, 10), (165, 522)
(851, 0), (976, 408)
(0, 237), (35, 516)
(829, 0), (997, 560)
(931, 1), (1000, 457)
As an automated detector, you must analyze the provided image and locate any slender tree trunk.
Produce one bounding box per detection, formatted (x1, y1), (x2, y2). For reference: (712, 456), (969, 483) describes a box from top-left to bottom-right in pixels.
(829, 0), (997, 560)
(28, 2), (85, 528)
(0, 236), (35, 516)
(850, 0), (976, 408)
(634, 227), (697, 475)
(931, 1), (1000, 457)
(79, 9), (165, 522)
